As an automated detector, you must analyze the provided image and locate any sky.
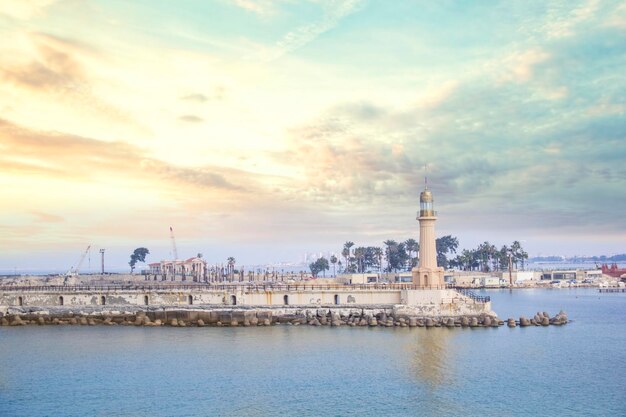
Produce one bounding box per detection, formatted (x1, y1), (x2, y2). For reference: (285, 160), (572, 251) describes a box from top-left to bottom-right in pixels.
(1, 0), (625, 272)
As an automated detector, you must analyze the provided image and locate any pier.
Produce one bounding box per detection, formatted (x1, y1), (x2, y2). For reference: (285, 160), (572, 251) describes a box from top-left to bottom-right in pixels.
(599, 288), (626, 293)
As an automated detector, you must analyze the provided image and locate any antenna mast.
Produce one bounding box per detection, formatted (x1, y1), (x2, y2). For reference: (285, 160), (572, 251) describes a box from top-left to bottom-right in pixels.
(170, 226), (179, 260)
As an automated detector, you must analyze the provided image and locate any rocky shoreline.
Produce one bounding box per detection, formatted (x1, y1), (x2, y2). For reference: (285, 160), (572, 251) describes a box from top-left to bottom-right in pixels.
(0, 307), (568, 329)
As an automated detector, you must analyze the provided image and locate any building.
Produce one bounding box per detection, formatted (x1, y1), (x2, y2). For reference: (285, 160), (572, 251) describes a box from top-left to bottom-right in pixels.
(147, 257), (207, 282)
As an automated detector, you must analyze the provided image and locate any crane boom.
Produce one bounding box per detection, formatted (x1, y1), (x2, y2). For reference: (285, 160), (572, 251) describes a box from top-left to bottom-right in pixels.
(67, 245), (91, 276)
(170, 227), (179, 260)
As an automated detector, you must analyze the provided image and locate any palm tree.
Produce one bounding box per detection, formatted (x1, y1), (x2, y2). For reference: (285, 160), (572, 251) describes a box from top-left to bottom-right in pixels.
(404, 238), (418, 269)
(330, 255), (338, 276)
(342, 241), (354, 272)
(227, 257), (235, 281)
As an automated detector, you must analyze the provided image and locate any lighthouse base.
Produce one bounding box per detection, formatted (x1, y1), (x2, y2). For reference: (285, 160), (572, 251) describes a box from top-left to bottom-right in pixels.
(412, 266), (445, 289)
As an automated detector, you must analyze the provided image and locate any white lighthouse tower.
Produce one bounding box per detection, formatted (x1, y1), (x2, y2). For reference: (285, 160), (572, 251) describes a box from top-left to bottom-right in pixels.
(412, 181), (445, 288)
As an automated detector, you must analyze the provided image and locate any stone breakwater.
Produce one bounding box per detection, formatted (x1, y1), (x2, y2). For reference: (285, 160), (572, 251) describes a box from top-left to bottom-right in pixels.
(0, 306), (568, 329)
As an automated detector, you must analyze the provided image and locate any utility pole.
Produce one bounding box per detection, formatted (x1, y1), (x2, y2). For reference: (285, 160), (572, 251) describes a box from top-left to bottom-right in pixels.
(100, 249), (106, 274)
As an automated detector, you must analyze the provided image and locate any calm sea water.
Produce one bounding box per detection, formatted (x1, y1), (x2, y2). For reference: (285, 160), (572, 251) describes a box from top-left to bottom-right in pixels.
(1, 289), (624, 417)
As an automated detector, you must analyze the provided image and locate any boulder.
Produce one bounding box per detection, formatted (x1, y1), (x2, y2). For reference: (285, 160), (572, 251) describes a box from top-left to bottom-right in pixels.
(230, 320), (239, 327)
(425, 318), (434, 328)
(541, 316), (550, 326)
(461, 317), (469, 327)
(197, 319), (205, 327)
(88, 319), (96, 326)
(250, 317), (259, 326)
(80, 317), (88, 325)
(69, 318), (78, 325)
(469, 317), (479, 328)
(38, 317), (46, 325)
(483, 316), (492, 327)
(446, 318), (455, 328)
(368, 318), (378, 327)
(154, 319), (162, 326)
(507, 318), (516, 328)
(243, 320), (250, 327)
(359, 318), (368, 326)
(263, 318), (271, 326)
(1, 318), (9, 326)
(170, 318), (179, 327)
(178, 320), (187, 327)
(519, 317), (530, 326)
(408, 317), (418, 327)
(416, 319), (424, 327)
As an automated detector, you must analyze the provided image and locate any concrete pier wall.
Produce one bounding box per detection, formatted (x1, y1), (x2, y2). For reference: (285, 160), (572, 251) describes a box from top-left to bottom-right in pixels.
(0, 286), (492, 317)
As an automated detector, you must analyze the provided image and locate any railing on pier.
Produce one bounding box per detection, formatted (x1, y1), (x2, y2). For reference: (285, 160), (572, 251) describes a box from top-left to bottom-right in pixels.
(450, 287), (491, 303)
(0, 283), (451, 293)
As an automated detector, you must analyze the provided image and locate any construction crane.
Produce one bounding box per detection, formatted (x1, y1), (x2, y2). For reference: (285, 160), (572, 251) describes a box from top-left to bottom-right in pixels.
(170, 227), (179, 260)
(66, 245), (91, 276)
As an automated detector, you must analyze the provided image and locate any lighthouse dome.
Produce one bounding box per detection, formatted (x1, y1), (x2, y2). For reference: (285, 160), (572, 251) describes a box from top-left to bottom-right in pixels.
(419, 188), (435, 217)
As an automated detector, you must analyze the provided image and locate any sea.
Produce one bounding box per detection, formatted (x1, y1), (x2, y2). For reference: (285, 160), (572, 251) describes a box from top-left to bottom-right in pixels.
(0, 288), (624, 417)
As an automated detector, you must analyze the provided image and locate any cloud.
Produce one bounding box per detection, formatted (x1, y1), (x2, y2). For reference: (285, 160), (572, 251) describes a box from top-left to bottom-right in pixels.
(179, 115), (205, 123)
(180, 87), (225, 103)
(1, 40), (85, 90)
(181, 93), (209, 102)
(31, 211), (65, 223)
(252, 0), (364, 61)
(0, 117), (246, 192)
(0, 0), (58, 20)
(232, 0), (277, 16)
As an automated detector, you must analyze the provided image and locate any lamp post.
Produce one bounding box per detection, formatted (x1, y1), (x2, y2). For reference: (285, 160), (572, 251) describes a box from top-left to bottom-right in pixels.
(99, 249), (105, 274)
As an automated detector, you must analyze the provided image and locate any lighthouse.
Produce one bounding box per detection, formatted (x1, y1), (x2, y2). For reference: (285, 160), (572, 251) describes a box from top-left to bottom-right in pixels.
(412, 183), (445, 288)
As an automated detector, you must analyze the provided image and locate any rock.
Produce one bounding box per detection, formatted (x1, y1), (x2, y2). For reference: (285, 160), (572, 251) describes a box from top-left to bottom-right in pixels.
(469, 317), (479, 328)
(250, 317), (259, 326)
(88, 319), (96, 326)
(507, 318), (516, 327)
(217, 321), (223, 327)
(519, 317), (530, 326)
(154, 319), (162, 326)
(541, 316), (550, 326)
(461, 317), (469, 327)
(416, 319), (424, 327)
(243, 320), (250, 327)
(230, 320), (239, 327)
(369, 318), (378, 327)
(359, 318), (368, 326)
(398, 318), (406, 324)
(425, 318), (434, 328)
(385, 321), (394, 327)
(408, 317), (418, 327)
(263, 318), (271, 326)
(170, 318), (179, 327)
(38, 317), (46, 325)
(445, 318), (455, 328)
(197, 319), (205, 327)
(179, 320), (187, 327)
(69, 318), (78, 325)
(1, 318), (9, 326)
(543, 311), (550, 319)
(52, 318), (60, 325)
(80, 317), (88, 325)
(483, 316), (492, 327)
(331, 320), (341, 327)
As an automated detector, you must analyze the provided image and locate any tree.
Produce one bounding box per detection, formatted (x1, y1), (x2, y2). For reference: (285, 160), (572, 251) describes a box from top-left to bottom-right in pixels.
(404, 238), (419, 269)
(330, 255), (338, 276)
(436, 235), (459, 269)
(227, 257), (236, 281)
(129, 247), (150, 273)
(342, 241), (354, 272)
(309, 257), (330, 277)
(383, 240), (409, 272)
